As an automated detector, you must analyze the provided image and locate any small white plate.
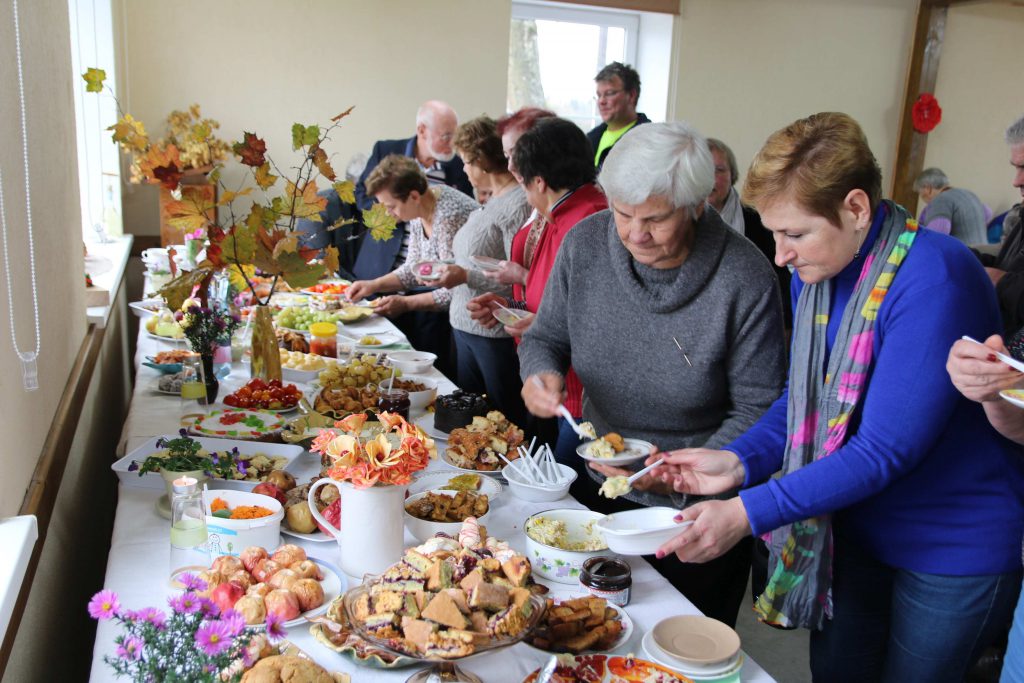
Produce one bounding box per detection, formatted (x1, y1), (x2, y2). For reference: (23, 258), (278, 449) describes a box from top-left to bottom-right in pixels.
(280, 526), (335, 543)
(409, 471), (503, 500)
(130, 299), (165, 317)
(151, 377), (182, 396)
(577, 438), (655, 466)
(641, 630), (744, 679)
(493, 307), (531, 326)
(1001, 389), (1024, 409)
(440, 449), (507, 474)
(414, 413), (449, 441)
(470, 255), (503, 272)
(145, 330), (187, 344)
(413, 259), (454, 282)
(339, 331), (402, 350)
(526, 601), (633, 655)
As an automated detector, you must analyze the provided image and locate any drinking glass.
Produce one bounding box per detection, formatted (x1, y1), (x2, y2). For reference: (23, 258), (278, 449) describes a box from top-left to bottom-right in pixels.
(179, 355), (210, 425)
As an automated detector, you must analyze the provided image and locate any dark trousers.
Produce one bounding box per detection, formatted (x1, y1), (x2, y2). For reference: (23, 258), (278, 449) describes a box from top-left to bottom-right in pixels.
(451, 329), (526, 427)
(809, 536), (1021, 683)
(573, 475), (752, 628)
(391, 309), (455, 380)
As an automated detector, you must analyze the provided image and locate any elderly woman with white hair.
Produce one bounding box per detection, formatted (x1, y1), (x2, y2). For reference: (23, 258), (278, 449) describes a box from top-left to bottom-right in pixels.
(519, 121), (786, 626)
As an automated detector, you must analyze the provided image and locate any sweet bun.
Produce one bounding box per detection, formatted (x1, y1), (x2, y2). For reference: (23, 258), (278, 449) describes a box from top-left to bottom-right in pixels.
(240, 654), (337, 683)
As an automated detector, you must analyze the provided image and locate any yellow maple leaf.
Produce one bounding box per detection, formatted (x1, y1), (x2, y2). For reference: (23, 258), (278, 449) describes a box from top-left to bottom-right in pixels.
(227, 263), (256, 292)
(284, 180), (327, 220)
(82, 67), (106, 93)
(322, 246), (340, 275)
(163, 191), (215, 231)
(362, 203), (397, 242)
(332, 180), (355, 205)
(108, 114), (148, 153)
(272, 235), (299, 260)
(218, 188), (254, 206)
(254, 163), (278, 190)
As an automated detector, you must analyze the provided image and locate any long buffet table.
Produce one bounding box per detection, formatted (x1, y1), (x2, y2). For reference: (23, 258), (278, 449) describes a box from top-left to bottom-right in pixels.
(91, 309), (776, 682)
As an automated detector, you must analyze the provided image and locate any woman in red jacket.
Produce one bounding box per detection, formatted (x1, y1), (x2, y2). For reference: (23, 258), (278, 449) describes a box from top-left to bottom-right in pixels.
(468, 117), (607, 472)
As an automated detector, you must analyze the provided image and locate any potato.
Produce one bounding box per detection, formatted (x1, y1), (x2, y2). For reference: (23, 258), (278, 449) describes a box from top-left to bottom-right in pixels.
(285, 501), (317, 534)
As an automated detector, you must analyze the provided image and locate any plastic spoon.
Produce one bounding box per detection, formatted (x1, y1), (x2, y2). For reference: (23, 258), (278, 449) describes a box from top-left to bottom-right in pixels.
(961, 335), (1024, 373)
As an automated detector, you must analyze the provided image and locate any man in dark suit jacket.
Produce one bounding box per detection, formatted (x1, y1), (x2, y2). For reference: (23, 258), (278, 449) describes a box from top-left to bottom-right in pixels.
(352, 100), (473, 281)
(585, 62), (651, 172)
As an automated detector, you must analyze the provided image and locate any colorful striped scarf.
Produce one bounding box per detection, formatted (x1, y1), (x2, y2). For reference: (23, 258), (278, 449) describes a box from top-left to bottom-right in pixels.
(754, 201), (919, 629)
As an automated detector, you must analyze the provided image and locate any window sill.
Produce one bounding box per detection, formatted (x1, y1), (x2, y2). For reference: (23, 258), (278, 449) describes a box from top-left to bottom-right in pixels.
(85, 235), (133, 328)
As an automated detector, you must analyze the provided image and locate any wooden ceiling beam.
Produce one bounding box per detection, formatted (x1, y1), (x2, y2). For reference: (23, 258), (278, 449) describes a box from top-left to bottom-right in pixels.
(891, 1), (947, 212)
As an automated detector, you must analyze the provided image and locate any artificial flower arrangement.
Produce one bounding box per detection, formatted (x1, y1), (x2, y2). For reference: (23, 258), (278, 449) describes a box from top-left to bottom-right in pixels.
(82, 68), (397, 311)
(176, 296), (241, 355)
(129, 429), (244, 479)
(88, 572), (286, 682)
(310, 412), (436, 489)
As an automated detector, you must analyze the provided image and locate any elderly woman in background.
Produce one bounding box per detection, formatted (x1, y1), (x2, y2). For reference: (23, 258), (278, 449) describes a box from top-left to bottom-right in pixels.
(426, 116), (532, 423)
(652, 113), (1024, 682)
(519, 122), (786, 626)
(467, 117), (607, 464)
(472, 107), (556, 290)
(707, 137), (791, 329)
(347, 155), (477, 373)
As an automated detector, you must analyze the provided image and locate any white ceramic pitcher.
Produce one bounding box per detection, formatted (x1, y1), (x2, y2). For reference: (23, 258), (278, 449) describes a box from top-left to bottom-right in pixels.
(307, 478), (406, 578)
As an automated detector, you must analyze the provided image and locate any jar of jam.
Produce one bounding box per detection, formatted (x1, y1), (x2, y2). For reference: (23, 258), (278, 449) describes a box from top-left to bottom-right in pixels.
(308, 322), (338, 358)
(377, 385), (410, 419)
(580, 556), (631, 606)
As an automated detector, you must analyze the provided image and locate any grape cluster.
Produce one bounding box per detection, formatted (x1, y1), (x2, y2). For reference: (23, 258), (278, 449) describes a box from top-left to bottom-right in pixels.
(318, 354), (402, 390)
(274, 306), (343, 331)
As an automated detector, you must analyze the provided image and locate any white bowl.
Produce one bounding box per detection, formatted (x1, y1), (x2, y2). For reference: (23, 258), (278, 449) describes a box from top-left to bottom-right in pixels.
(504, 461), (577, 503)
(403, 489), (491, 543)
(524, 509), (610, 584)
(387, 350), (437, 374)
(201, 489), (284, 557)
(594, 507), (690, 556)
(392, 375), (438, 412)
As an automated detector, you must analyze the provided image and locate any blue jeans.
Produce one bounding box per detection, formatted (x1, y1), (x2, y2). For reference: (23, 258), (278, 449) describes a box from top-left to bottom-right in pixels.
(451, 330), (526, 427)
(810, 536), (1021, 682)
(1002, 579), (1024, 682)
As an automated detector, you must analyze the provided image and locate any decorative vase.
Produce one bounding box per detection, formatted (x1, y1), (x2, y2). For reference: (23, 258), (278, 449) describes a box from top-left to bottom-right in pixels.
(250, 305), (282, 381)
(157, 468), (208, 520)
(307, 478), (406, 577)
(200, 354), (219, 404)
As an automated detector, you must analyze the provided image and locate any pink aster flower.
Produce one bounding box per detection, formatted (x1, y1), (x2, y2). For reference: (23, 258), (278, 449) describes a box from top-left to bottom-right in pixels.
(137, 607), (167, 629)
(116, 635), (144, 661)
(88, 590), (121, 620)
(178, 572), (207, 593)
(219, 610), (246, 637)
(264, 613), (287, 642)
(168, 592), (201, 614)
(198, 596), (220, 617)
(195, 620), (233, 657)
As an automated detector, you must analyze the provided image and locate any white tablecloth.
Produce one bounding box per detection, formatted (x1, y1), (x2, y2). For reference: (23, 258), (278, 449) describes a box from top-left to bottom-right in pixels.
(91, 311), (775, 682)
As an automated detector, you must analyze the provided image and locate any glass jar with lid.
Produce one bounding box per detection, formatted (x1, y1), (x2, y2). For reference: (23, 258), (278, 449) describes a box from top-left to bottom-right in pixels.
(309, 322), (338, 358)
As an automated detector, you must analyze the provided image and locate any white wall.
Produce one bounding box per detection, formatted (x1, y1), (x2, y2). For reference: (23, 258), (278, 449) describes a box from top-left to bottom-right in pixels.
(923, 3), (1024, 216)
(118, 0), (513, 236)
(0, 0), (86, 518)
(672, 0), (918, 197)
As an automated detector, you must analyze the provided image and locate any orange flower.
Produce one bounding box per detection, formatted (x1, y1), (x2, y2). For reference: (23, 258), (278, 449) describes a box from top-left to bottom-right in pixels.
(313, 412), (435, 489)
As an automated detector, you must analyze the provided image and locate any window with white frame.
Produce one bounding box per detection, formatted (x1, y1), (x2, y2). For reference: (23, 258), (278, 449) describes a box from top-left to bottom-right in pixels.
(68, 0), (122, 242)
(508, 1), (671, 132)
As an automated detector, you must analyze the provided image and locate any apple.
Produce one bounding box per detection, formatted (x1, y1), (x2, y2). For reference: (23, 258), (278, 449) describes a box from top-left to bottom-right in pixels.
(252, 483), (286, 506)
(210, 581), (245, 614)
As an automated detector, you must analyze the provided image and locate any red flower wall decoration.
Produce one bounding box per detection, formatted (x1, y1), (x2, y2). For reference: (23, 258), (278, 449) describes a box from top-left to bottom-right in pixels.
(912, 93), (942, 134)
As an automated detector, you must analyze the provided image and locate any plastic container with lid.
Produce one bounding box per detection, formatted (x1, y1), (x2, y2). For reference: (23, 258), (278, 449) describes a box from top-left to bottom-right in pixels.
(309, 322), (338, 358)
(579, 556), (632, 606)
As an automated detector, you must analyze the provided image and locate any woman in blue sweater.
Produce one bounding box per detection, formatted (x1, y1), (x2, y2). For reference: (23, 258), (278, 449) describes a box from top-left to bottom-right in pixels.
(650, 113), (1024, 682)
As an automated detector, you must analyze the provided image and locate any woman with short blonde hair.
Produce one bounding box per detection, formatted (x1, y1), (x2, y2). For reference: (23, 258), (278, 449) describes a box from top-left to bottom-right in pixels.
(652, 112), (1024, 681)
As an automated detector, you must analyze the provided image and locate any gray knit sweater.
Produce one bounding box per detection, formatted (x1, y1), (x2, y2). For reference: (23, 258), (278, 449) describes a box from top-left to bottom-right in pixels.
(449, 185), (532, 336)
(518, 208), (786, 507)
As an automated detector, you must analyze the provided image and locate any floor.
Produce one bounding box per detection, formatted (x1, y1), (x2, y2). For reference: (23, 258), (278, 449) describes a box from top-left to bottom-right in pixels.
(735, 578), (812, 683)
